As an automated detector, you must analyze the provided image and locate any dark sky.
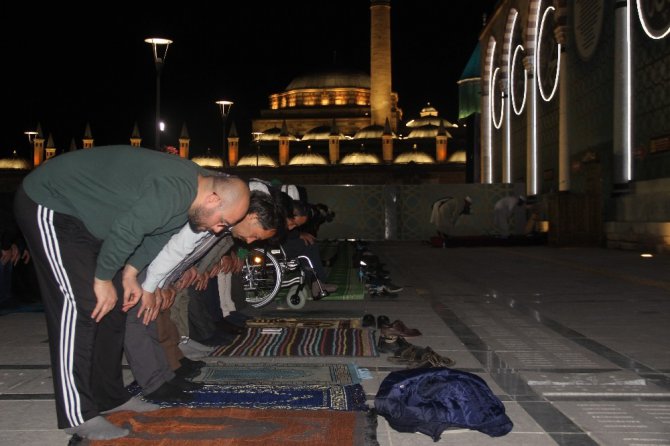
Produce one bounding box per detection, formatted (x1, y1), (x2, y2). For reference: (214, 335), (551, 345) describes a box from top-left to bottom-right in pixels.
(2, 1), (497, 159)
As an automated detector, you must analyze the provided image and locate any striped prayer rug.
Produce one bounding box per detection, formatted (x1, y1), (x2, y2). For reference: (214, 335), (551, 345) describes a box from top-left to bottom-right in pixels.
(210, 327), (378, 357)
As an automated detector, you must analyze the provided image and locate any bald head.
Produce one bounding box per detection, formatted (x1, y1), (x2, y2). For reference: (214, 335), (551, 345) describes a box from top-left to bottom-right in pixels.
(189, 175), (250, 233)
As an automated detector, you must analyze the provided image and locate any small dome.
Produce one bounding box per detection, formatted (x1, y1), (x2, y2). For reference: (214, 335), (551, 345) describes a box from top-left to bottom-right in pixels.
(286, 70), (370, 91)
(340, 152), (381, 165)
(394, 148), (435, 164)
(257, 127), (298, 141)
(420, 104), (439, 117)
(191, 149), (224, 168)
(288, 150), (328, 166)
(236, 154), (278, 167)
(301, 125), (332, 141)
(0, 151), (31, 170)
(406, 124), (445, 139)
(447, 150), (467, 163)
(353, 124), (385, 139)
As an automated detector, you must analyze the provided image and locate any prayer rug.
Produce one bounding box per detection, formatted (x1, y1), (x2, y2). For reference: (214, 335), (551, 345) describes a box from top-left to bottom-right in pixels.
(127, 381), (367, 411)
(245, 317), (361, 329)
(321, 242), (366, 301)
(79, 407), (380, 446)
(210, 327), (378, 357)
(194, 362), (361, 386)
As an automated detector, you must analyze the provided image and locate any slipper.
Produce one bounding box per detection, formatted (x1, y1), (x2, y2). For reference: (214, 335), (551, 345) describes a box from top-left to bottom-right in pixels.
(377, 315), (391, 329)
(362, 314), (376, 328)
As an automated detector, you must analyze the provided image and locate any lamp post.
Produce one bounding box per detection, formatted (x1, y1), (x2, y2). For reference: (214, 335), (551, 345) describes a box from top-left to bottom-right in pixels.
(251, 132), (263, 166)
(215, 100), (234, 163)
(24, 131), (37, 144)
(145, 37), (173, 150)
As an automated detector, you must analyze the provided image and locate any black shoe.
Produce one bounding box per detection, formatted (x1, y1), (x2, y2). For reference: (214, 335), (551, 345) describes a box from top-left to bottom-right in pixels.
(377, 335), (412, 354)
(377, 315), (390, 329)
(362, 314), (375, 328)
(170, 376), (204, 391)
(145, 382), (193, 403)
(216, 318), (245, 335)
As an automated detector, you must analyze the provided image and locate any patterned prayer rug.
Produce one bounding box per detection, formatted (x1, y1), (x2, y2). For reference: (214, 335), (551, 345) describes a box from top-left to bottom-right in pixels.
(245, 317), (361, 329)
(127, 381), (367, 411)
(194, 362), (361, 386)
(78, 407), (380, 446)
(210, 327), (378, 357)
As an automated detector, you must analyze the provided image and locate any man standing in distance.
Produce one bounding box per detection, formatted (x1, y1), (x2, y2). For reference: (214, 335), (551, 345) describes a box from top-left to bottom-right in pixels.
(13, 145), (249, 440)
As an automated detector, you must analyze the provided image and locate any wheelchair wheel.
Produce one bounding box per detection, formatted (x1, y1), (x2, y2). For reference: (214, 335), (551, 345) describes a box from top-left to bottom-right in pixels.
(286, 284), (307, 310)
(242, 248), (282, 308)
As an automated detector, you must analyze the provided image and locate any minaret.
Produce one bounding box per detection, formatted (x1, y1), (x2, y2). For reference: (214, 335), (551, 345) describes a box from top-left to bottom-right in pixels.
(33, 123), (45, 167)
(45, 134), (57, 160)
(279, 120), (290, 166)
(69, 138), (77, 152)
(227, 122), (239, 167)
(130, 122), (142, 147)
(178, 123), (190, 159)
(328, 119), (340, 164)
(82, 122), (94, 149)
(370, 0), (392, 129)
(382, 117), (393, 162)
(436, 119), (448, 162)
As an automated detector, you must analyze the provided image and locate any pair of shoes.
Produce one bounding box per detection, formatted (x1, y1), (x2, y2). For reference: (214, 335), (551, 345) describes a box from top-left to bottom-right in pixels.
(362, 314), (375, 328)
(169, 376), (204, 391)
(377, 315), (390, 328)
(376, 335), (412, 354)
(144, 381), (193, 403)
(379, 320), (422, 338)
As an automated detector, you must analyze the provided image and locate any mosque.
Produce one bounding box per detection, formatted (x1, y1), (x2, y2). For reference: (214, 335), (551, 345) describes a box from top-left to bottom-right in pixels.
(2, 0), (473, 187)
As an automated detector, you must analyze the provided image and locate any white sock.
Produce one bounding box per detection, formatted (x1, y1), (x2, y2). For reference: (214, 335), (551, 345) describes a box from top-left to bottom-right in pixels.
(64, 416), (129, 440)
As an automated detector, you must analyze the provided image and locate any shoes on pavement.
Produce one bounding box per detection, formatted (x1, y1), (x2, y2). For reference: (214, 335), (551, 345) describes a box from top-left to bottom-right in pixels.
(362, 314), (376, 328)
(377, 334), (412, 355)
(377, 315), (390, 329)
(382, 283), (403, 293)
(379, 320), (422, 338)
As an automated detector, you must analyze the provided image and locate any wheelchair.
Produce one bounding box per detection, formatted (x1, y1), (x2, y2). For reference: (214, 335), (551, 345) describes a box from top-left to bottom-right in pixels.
(241, 246), (330, 310)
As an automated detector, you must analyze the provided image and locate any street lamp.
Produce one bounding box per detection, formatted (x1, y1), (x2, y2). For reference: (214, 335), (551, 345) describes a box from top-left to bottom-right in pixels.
(251, 132), (264, 166)
(215, 100), (234, 162)
(145, 37), (173, 150)
(24, 131), (38, 144)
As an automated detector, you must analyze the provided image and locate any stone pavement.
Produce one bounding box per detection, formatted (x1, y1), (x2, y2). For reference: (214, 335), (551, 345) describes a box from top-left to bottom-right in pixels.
(1, 241), (669, 445)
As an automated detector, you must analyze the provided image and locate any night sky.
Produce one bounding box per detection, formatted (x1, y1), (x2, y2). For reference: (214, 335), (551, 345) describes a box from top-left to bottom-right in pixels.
(2, 1), (497, 160)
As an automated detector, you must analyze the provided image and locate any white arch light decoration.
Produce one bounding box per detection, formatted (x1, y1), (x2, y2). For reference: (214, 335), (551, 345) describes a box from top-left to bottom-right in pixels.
(491, 67), (505, 129)
(537, 5), (561, 102)
(636, 0), (670, 39)
(511, 44), (528, 115)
